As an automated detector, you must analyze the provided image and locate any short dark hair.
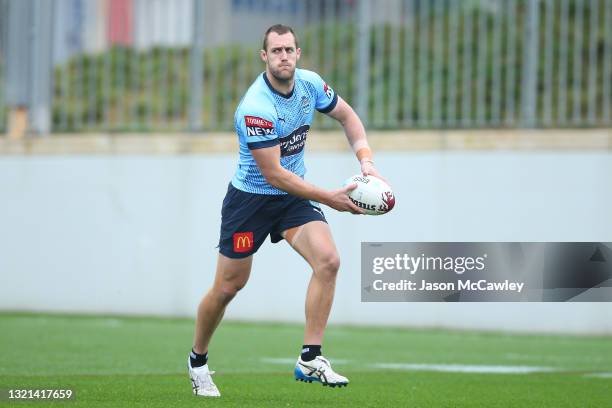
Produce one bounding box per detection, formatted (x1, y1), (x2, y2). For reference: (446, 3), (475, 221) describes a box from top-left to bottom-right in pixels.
(262, 24), (298, 51)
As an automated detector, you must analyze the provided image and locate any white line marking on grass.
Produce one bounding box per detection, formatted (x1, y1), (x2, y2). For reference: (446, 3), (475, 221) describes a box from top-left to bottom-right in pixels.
(260, 358), (350, 365)
(91, 318), (124, 327)
(584, 372), (612, 379)
(260, 358), (295, 364)
(261, 358), (555, 374)
(505, 353), (605, 363)
(371, 363), (559, 374)
(263, 357), (611, 378)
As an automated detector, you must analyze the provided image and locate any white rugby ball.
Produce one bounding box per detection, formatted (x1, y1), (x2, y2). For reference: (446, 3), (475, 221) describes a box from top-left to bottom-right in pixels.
(343, 174), (395, 215)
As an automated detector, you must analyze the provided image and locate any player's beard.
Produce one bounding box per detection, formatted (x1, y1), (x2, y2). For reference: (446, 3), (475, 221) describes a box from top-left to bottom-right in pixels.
(268, 63), (295, 83)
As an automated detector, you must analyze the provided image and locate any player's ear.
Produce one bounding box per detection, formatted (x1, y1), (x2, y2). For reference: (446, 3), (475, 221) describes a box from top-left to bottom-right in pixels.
(260, 49), (267, 63)
(296, 47), (301, 61)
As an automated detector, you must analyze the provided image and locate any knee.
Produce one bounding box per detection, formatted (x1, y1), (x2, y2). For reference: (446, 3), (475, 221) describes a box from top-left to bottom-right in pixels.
(316, 252), (341, 279)
(215, 282), (245, 305)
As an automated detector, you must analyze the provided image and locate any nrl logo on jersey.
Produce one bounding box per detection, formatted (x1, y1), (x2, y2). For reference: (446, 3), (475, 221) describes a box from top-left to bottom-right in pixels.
(245, 115), (275, 137)
(323, 82), (333, 99)
(301, 96), (311, 114)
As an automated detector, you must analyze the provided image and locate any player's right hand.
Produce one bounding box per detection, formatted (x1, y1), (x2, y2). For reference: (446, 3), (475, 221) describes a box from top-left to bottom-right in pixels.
(325, 184), (365, 215)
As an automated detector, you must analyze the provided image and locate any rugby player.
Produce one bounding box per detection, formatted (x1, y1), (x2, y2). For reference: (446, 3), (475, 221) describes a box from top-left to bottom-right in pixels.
(188, 24), (385, 397)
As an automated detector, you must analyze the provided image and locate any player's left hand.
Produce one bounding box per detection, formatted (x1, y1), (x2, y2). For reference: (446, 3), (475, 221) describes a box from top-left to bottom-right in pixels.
(361, 160), (389, 185)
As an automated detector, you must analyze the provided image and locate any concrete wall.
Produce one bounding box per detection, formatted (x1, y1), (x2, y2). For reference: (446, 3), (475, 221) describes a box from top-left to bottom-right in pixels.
(1, 150), (612, 334)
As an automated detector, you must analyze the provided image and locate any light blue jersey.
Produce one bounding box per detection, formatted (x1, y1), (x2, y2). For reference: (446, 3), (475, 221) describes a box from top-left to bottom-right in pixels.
(230, 68), (338, 195)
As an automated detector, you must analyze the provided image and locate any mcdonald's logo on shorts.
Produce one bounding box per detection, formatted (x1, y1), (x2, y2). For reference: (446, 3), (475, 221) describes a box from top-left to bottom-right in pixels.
(233, 232), (254, 253)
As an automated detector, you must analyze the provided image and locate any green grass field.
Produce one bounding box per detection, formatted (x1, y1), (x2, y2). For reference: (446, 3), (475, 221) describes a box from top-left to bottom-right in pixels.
(0, 313), (610, 407)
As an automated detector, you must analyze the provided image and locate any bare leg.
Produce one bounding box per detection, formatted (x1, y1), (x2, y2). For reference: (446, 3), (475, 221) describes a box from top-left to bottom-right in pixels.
(193, 253), (253, 354)
(284, 221), (340, 345)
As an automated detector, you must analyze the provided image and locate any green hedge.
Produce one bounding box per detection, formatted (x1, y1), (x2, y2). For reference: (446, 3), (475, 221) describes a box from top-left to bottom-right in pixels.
(52, 1), (611, 131)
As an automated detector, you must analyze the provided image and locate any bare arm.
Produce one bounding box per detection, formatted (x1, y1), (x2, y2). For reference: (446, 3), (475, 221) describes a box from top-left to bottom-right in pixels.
(327, 96), (386, 181)
(326, 96), (367, 155)
(251, 145), (363, 214)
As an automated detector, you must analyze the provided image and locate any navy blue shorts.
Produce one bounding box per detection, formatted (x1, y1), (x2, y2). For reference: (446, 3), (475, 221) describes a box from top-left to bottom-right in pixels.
(218, 183), (327, 259)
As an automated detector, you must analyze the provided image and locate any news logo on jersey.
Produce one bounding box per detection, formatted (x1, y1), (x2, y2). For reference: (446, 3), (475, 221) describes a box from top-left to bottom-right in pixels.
(245, 116), (275, 137)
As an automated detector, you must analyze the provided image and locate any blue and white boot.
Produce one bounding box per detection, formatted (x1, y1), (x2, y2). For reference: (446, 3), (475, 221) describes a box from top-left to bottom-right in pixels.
(294, 356), (349, 387)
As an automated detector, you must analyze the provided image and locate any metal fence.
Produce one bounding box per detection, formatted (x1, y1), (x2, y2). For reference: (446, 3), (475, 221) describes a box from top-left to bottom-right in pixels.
(0, 0), (611, 134)
(0, 0), (8, 132)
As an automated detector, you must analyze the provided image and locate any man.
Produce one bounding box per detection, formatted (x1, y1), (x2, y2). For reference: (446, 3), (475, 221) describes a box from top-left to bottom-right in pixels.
(188, 24), (385, 397)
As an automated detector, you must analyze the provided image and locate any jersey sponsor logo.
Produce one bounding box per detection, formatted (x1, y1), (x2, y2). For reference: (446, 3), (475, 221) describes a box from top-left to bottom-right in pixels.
(279, 124), (310, 157)
(323, 82), (333, 99)
(233, 232), (254, 253)
(245, 115), (275, 137)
